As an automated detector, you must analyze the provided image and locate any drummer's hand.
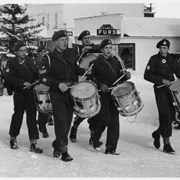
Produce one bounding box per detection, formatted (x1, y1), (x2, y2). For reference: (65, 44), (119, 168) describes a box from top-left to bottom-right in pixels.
(82, 46), (92, 53)
(100, 84), (109, 93)
(162, 79), (171, 86)
(124, 71), (131, 80)
(23, 82), (31, 89)
(59, 83), (68, 92)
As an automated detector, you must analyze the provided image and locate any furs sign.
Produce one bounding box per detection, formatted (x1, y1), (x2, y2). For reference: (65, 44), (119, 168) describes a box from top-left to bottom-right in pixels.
(97, 24), (117, 35)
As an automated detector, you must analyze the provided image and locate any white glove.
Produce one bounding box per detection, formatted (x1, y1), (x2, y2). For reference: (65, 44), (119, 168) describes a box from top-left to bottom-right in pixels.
(162, 79), (171, 86)
(23, 82), (31, 89)
(59, 83), (68, 92)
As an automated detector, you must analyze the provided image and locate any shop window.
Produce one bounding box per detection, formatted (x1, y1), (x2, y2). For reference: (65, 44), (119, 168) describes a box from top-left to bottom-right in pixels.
(118, 43), (135, 70)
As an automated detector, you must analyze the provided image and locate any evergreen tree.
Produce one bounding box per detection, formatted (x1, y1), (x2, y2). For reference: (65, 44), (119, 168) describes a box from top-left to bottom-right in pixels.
(0, 4), (42, 53)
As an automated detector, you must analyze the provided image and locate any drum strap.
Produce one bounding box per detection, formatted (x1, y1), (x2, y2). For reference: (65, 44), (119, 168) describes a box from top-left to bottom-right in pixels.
(103, 58), (118, 78)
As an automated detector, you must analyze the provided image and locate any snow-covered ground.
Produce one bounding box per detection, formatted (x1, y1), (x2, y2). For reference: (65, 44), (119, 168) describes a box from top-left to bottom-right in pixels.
(0, 71), (180, 177)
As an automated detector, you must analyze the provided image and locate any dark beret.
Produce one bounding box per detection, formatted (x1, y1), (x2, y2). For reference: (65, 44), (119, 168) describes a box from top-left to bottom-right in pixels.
(99, 39), (112, 49)
(156, 39), (170, 48)
(37, 45), (46, 53)
(13, 41), (26, 52)
(52, 30), (68, 41)
(78, 30), (90, 40)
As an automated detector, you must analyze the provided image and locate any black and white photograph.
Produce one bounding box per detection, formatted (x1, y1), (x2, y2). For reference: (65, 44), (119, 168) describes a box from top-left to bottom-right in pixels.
(0, 0), (180, 177)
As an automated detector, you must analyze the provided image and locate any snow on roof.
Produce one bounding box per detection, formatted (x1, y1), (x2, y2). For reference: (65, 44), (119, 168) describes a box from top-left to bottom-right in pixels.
(123, 17), (180, 37)
(74, 13), (180, 38)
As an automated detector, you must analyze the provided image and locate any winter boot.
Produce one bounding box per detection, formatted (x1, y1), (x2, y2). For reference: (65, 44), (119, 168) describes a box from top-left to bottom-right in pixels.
(69, 126), (78, 142)
(30, 143), (43, 154)
(152, 131), (160, 149)
(52, 140), (61, 158)
(61, 152), (73, 162)
(48, 116), (54, 126)
(10, 137), (18, 150)
(89, 131), (103, 146)
(105, 149), (120, 155)
(42, 127), (49, 138)
(163, 144), (175, 154)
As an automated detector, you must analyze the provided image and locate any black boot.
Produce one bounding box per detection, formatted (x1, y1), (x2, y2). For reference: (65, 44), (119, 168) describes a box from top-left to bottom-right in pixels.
(163, 144), (175, 154)
(174, 122), (180, 130)
(61, 152), (73, 162)
(42, 128), (49, 138)
(152, 131), (160, 149)
(48, 116), (54, 126)
(105, 149), (120, 155)
(10, 139), (18, 150)
(30, 143), (43, 154)
(89, 131), (103, 146)
(69, 126), (77, 142)
(52, 140), (61, 158)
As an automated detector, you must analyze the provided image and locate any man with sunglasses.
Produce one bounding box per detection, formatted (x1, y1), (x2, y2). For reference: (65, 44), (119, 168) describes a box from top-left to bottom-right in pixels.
(144, 39), (180, 154)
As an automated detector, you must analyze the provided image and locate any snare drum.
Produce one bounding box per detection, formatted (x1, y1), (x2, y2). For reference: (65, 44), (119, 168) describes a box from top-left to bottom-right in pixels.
(169, 79), (180, 112)
(79, 54), (99, 81)
(70, 81), (101, 118)
(33, 84), (52, 114)
(111, 81), (143, 116)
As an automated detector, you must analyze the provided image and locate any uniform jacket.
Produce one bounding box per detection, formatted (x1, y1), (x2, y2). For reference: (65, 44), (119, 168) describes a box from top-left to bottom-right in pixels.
(144, 53), (180, 87)
(39, 48), (85, 92)
(88, 54), (127, 89)
(5, 56), (38, 93)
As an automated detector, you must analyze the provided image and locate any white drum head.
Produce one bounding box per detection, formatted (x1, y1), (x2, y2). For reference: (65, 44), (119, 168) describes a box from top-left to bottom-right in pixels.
(80, 54), (99, 69)
(112, 82), (134, 97)
(71, 81), (96, 99)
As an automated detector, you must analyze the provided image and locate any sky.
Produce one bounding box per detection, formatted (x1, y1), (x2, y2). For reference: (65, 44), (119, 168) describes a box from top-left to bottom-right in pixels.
(1, 0), (180, 19)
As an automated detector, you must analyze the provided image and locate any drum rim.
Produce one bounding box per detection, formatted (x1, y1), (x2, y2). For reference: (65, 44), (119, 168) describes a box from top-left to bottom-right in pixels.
(70, 80), (98, 100)
(111, 81), (135, 97)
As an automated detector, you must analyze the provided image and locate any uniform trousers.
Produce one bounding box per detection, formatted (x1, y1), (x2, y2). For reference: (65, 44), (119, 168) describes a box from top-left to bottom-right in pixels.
(154, 86), (175, 137)
(73, 114), (99, 131)
(93, 92), (119, 151)
(9, 90), (39, 140)
(50, 90), (73, 153)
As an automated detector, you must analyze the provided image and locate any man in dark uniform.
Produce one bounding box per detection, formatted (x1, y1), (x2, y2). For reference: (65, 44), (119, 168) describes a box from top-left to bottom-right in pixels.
(144, 39), (180, 154)
(39, 30), (86, 162)
(88, 39), (131, 154)
(5, 41), (43, 153)
(69, 30), (101, 144)
(35, 45), (53, 138)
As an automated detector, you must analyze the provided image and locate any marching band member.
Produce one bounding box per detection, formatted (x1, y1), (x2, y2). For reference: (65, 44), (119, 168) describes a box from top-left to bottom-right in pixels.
(144, 39), (180, 154)
(5, 40), (43, 153)
(34, 45), (50, 138)
(39, 30), (86, 162)
(88, 39), (131, 154)
(69, 30), (101, 144)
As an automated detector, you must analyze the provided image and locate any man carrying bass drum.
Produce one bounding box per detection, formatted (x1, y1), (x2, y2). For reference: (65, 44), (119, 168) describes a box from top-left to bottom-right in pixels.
(88, 39), (131, 155)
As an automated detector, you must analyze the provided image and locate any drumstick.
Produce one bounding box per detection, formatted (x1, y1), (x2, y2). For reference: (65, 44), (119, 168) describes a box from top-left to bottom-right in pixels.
(113, 73), (126, 85)
(23, 80), (40, 89)
(98, 87), (114, 92)
(157, 80), (175, 88)
(79, 64), (94, 82)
